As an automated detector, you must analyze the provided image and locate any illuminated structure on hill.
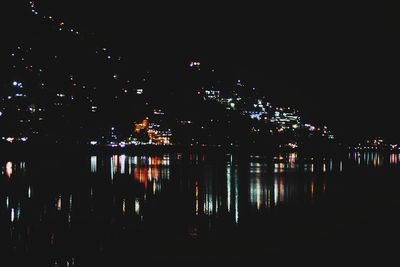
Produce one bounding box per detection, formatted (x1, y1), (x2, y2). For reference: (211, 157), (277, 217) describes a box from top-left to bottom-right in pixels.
(134, 118), (171, 145)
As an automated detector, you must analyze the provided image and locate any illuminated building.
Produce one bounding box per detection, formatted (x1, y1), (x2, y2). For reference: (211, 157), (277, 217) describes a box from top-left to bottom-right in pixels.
(134, 118), (149, 134)
(133, 118), (172, 145)
(270, 107), (301, 130)
(204, 89), (220, 100)
(148, 128), (172, 145)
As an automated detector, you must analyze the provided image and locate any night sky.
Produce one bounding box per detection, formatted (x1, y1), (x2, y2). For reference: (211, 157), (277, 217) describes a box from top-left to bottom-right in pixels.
(2, 1), (396, 141)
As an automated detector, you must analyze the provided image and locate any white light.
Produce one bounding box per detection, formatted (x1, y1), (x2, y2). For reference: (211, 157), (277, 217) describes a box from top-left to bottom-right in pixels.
(134, 199), (140, 214)
(91, 156), (97, 173)
(57, 195), (62, 211)
(11, 208), (15, 222)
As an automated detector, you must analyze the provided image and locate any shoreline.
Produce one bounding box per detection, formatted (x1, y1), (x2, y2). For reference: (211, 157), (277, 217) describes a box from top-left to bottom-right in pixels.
(0, 142), (345, 158)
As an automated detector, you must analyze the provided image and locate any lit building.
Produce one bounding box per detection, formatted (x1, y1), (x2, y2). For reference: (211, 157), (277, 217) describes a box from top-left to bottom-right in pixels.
(204, 89), (220, 100)
(134, 118), (149, 134)
(133, 118), (172, 145)
(270, 107), (301, 130)
(148, 128), (172, 145)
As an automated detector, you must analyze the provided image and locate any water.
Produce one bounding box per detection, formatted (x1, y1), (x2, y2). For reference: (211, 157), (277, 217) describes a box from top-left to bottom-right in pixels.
(1, 151), (400, 265)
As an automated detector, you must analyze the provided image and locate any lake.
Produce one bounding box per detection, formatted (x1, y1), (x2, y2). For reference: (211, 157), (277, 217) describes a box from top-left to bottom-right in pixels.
(2, 151), (400, 266)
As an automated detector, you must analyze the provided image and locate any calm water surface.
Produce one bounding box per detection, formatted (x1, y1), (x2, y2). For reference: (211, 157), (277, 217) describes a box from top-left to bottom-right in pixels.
(2, 151), (400, 265)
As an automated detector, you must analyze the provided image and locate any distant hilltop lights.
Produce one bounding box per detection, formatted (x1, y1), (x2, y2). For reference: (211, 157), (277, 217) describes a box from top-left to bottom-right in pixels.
(1, 3), (341, 149)
(1, 35), (336, 148)
(1, 4), (154, 146)
(200, 82), (334, 139)
(1, 43), (337, 148)
(28, 1), (80, 36)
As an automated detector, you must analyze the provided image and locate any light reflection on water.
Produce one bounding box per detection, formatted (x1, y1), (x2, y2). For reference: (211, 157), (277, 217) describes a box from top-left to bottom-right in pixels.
(248, 155), (326, 210)
(106, 155), (170, 191)
(226, 162), (239, 223)
(1, 151), (399, 264)
(6, 161), (12, 178)
(2, 160), (26, 178)
(349, 151), (400, 167)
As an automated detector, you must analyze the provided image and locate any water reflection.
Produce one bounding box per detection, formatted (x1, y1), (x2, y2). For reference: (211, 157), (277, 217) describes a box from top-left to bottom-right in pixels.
(10, 208), (15, 222)
(190, 163), (240, 224)
(6, 161), (12, 177)
(254, 153), (344, 174)
(90, 156), (97, 173)
(2, 151), (398, 263)
(1, 160), (26, 178)
(56, 194), (62, 211)
(390, 153), (399, 165)
(248, 165), (325, 210)
(349, 151), (400, 167)
(194, 153), (333, 223)
(100, 155), (170, 193)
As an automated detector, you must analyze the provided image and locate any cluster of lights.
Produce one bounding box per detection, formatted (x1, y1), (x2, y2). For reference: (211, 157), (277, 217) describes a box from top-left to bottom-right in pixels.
(29, 1), (38, 15)
(201, 79), (335, 140)
(189, 61), (201, 68)
(203, 85), (306, 133)
(0, 2), (170, 148)
(26, 0), (150, 103)
(352, 139), (400, 151)
(12, 81), (23, 88)
(2, 137), (28, 143)
(36, 8), (133, 95)
(29, 1), (80, 36)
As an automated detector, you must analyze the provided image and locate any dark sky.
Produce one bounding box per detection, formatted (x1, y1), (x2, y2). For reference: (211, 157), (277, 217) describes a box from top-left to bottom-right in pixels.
(3, 1), (397, 141)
